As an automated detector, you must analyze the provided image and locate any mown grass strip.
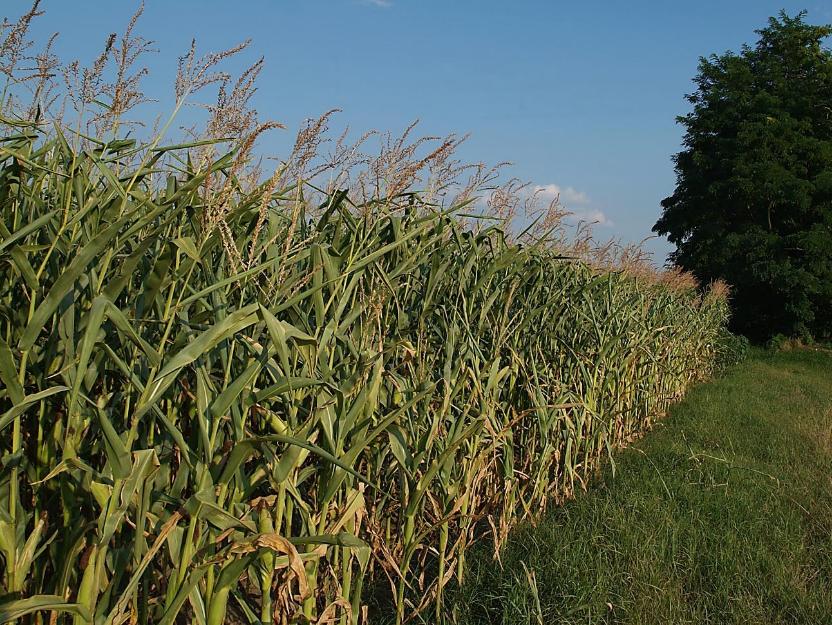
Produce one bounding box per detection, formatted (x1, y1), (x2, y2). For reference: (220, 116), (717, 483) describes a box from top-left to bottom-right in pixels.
(455, 349), (832, 625)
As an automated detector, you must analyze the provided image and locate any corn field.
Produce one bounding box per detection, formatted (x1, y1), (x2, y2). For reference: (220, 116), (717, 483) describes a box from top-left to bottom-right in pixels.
(0, 110), (733, 625)
(0, 9), (734, 620)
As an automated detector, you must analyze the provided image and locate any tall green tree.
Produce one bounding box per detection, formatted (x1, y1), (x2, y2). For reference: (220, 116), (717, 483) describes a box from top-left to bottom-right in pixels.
(654, 12), (832, 341)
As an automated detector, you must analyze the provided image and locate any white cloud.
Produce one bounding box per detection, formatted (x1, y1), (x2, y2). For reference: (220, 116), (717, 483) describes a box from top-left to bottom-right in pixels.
(362, 0), (392, 6)
(567, 209), (614, 228)
(532, 183), (590, 207)
(470, 181), (614, 229)
(530, 183), (613, 227)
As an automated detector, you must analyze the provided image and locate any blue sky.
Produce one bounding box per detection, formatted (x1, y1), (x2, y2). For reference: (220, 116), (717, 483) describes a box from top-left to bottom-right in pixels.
(24, 0), (832, 262)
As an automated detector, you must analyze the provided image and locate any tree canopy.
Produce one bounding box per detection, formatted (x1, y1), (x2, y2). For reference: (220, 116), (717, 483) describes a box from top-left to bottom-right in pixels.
(654, 12), (832, 341)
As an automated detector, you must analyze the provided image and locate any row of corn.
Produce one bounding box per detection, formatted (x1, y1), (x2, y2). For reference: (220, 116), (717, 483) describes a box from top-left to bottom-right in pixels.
(0, 122), (729, 624)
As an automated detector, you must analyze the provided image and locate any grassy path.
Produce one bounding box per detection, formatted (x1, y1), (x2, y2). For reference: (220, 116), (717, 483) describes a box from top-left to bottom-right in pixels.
(454, 349), (832, 624)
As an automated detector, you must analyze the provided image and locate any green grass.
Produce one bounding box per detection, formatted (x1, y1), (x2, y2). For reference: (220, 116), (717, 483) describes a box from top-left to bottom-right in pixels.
(454, 348), (832, 625)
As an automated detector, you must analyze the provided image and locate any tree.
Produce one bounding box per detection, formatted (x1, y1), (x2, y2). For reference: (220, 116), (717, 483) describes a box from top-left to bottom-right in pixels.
(654, 12), (832, 341)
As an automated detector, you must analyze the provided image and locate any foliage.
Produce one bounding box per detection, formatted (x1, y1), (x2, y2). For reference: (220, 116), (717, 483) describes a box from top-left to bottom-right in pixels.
(0, 118), (730, 624)
(714, 328), (750, 371)
(654, 12), (832, 342)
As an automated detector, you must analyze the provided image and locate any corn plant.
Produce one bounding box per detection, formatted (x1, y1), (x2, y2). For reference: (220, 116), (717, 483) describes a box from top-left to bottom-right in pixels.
(0, 116), (729, 625)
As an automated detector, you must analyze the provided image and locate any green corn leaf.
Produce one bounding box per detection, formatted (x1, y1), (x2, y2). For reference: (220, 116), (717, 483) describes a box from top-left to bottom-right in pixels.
(0, 596), (91, 623)
(0, 386), (69, 433)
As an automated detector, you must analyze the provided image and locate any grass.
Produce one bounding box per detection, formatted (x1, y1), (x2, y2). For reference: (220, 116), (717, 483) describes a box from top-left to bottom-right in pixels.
(454, 348), (832, 625)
